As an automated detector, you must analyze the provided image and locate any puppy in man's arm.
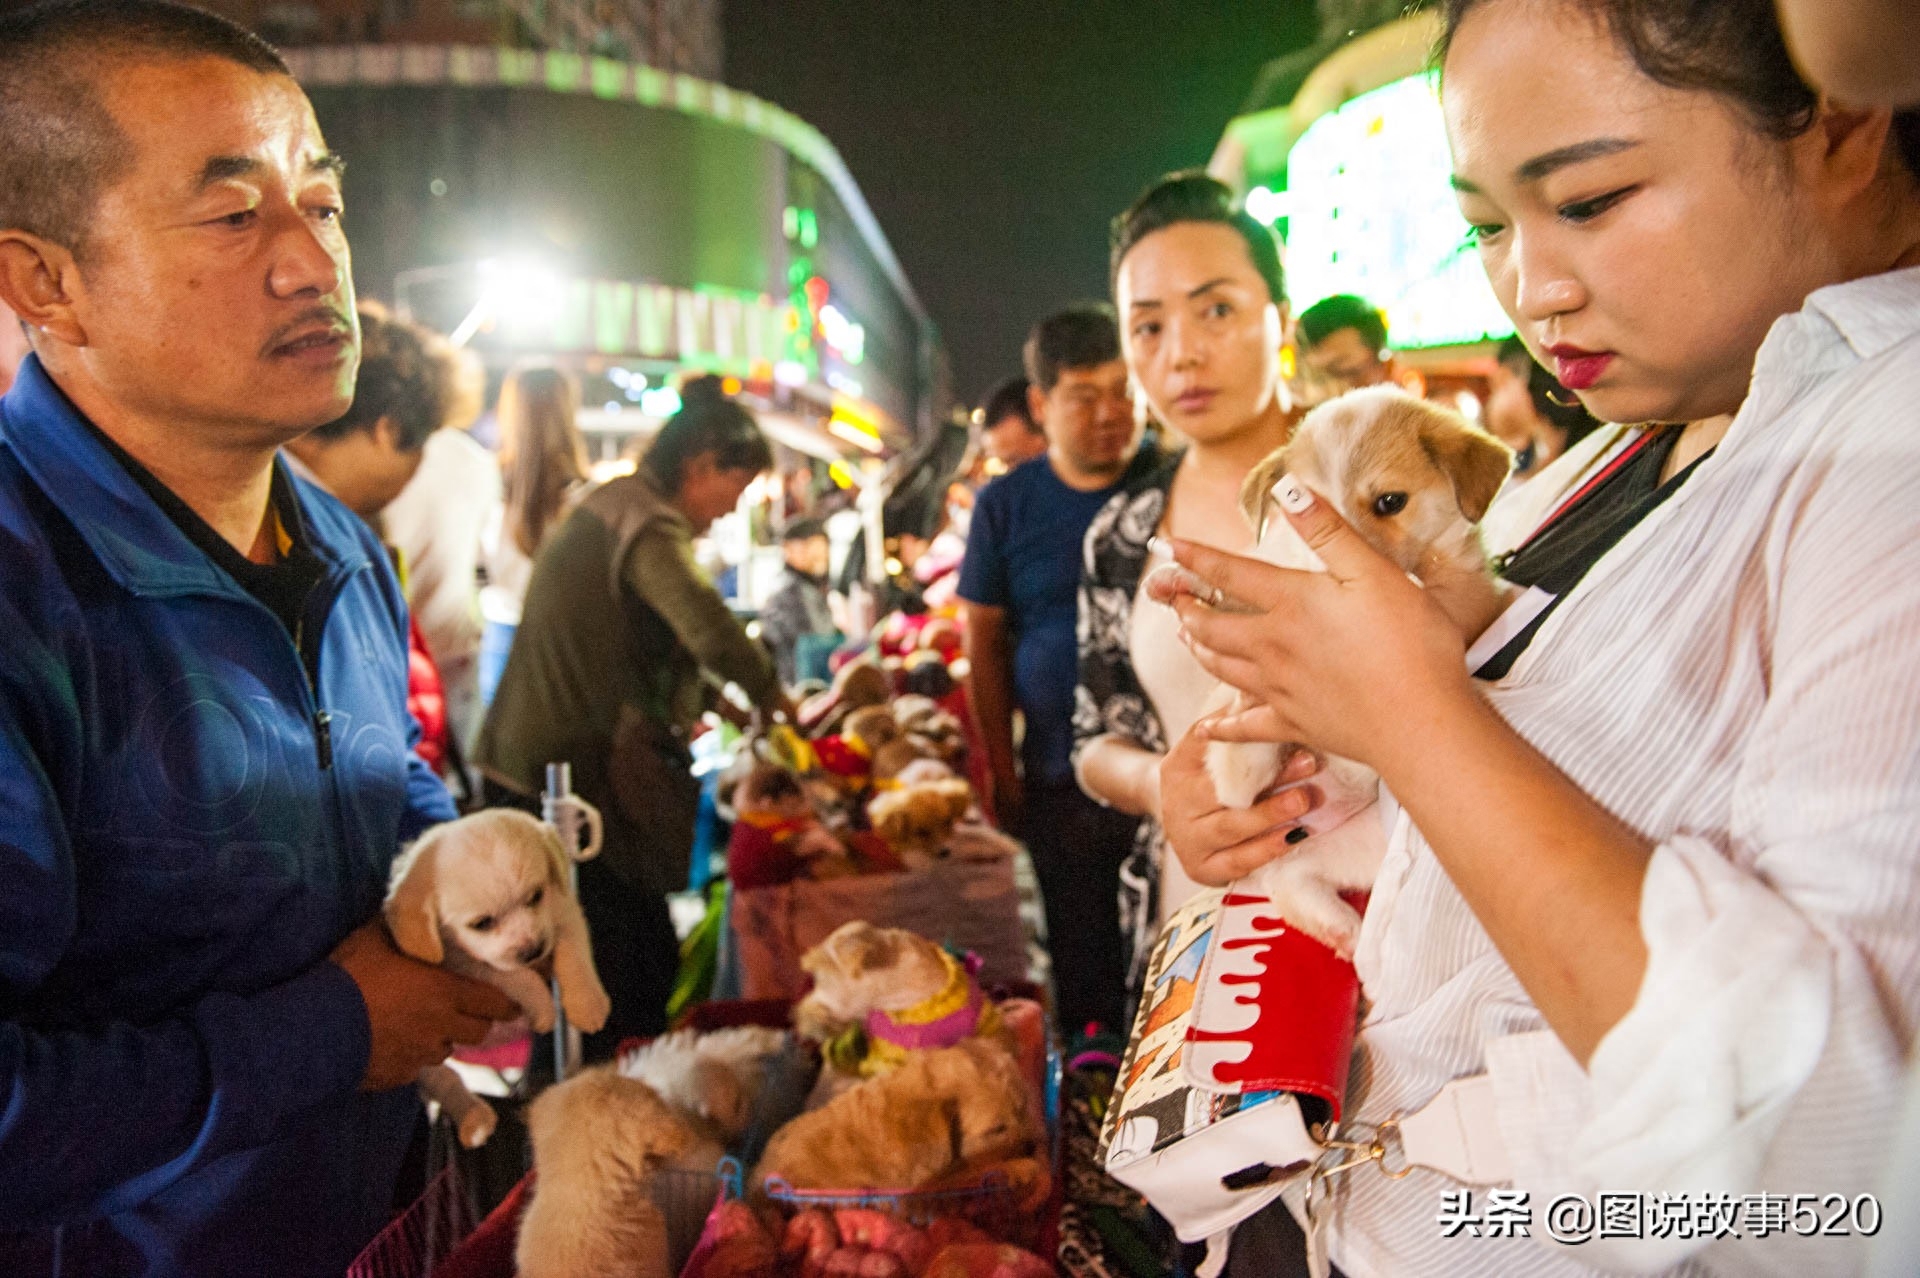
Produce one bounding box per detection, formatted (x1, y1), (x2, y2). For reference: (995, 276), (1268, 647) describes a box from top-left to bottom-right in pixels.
(384, 808), (611, 1144)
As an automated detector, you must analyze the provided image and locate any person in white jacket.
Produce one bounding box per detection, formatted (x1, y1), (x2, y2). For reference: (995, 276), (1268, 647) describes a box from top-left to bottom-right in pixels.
(1155, 0), (1920, 1274)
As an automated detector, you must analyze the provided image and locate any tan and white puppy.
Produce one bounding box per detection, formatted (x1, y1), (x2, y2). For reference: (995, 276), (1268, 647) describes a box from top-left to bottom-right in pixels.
(517, 1065), (722, 1278)
(1179, 387), (1514, 955)
(616, 1025), (790, 1145)
(384, 808), (611, 1145)
(792, 921), (955, 1044)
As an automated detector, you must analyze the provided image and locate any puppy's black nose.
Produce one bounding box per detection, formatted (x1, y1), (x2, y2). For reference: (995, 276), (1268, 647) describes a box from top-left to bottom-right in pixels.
(518, 941), (549, 965)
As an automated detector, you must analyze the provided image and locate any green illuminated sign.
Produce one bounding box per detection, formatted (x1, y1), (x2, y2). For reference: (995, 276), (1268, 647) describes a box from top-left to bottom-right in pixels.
(1284, 72), (1513, 349)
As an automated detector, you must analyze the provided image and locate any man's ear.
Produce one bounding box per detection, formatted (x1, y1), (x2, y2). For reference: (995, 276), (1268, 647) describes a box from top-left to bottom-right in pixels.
(1025, 382), (1048, 430)
(384, 833), (445, 964)
(1424, 417), (1514, 524)
(0, 232), (86, 348)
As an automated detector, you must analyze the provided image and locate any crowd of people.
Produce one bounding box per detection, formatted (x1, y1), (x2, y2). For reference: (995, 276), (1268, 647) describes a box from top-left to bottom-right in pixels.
(1, 0), (1918, 1275)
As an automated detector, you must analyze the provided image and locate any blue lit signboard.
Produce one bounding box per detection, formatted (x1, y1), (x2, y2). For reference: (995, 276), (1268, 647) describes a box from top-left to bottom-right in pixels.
(1284, 72), (1514, 349)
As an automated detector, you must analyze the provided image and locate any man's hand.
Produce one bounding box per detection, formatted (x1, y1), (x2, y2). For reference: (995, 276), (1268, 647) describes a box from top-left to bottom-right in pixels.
(328, 921), (520, 1091)
(1159, 721), (1321, 886)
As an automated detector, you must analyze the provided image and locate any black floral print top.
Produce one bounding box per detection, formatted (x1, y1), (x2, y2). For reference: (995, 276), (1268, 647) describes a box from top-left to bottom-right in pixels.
(1072, 448), (1184, 988)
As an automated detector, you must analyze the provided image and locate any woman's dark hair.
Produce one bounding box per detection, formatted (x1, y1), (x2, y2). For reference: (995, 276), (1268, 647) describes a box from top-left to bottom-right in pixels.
(1498, 334), (1601, 445)
(1438, 0), (1920, 177)
(314, 304), (453, 451)
(499, 363), (586, 558)
(1110, 171), (1285, 305)
(640, 374), (773, 493)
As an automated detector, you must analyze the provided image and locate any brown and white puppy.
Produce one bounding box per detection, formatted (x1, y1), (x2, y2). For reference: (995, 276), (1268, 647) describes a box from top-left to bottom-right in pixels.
(617, 1025), (790, 1145)
(866, 777), (977, 871)
(383, 809), (611, 1145)
(752, 1037), (1038, 1195)
(1184, 388), (1514, 956)
(517, 1065), (723, 1278)
(793, 921), (955, 1045)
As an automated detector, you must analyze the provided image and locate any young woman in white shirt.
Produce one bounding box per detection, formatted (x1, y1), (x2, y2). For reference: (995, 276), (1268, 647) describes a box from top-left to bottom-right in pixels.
(1157, 0), (1920, 1273)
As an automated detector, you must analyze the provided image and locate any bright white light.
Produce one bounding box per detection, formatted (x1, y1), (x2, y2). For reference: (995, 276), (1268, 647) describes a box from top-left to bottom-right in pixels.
(1244, 185), (1289, 225)
(608, 367), (631, 387)
(774, 360), (809, 388)
(818, 303), (866, 365)
(640, 386), (683, 418)
(449, 257), (567, 346)
(826, 369), (864, 399)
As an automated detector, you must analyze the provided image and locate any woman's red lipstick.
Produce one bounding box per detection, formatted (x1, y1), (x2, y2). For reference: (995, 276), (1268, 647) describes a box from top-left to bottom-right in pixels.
(1546, 345), (1614, 391)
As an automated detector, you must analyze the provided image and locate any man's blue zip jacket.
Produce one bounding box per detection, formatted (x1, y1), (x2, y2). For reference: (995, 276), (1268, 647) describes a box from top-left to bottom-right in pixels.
(0, 356), (458, 1276)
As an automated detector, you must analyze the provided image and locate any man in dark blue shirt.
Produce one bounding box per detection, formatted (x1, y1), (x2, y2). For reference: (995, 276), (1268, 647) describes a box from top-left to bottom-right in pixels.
(0, 4), (514, 1273)
(959, 305), (1150, 1042)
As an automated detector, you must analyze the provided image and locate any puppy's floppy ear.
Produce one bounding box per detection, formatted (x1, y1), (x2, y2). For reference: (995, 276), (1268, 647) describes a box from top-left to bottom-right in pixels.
(1422, 412), (1513, 523)
(385, 830), (445, 964)
(1238, 446), (1292, 534)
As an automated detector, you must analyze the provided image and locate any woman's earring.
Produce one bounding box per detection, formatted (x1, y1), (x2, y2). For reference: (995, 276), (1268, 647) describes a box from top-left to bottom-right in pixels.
(1546, 388), (1581, 408)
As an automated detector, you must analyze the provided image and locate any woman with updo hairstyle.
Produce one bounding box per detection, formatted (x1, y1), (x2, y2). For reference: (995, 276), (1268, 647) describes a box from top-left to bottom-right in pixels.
(1072, 170), (1304, 986)
(1155, 0), (1920, 1272)
(476, 374), (789, 1055)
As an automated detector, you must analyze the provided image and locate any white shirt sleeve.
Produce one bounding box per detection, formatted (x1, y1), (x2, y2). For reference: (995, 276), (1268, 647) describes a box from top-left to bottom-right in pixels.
(1484, 362), (1920, 1275)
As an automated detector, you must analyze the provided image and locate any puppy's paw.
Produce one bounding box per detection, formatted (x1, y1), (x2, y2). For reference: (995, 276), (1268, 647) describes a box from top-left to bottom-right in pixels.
(1278, 888), (1364, 962)
(1205, 738), (1283, 810)
(525, 995), (556, 1034)
(459, 1099), (498, 1148)
(563, 980), (611, 1034)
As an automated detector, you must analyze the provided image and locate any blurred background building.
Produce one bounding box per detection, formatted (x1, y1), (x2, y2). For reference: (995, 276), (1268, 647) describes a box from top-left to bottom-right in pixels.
(201, 0), (722, 77)
(1212, 1), (1511, 396)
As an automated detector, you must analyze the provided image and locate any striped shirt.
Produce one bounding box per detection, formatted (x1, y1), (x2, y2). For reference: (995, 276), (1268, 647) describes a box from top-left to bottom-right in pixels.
(1317, 267), (1920, 1277)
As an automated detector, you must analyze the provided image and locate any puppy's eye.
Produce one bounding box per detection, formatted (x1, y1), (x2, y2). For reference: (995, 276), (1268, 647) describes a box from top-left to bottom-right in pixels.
(1372, 492), (1409, 517)
(527, 887), (544, 907)
(471, 915), (496, 932)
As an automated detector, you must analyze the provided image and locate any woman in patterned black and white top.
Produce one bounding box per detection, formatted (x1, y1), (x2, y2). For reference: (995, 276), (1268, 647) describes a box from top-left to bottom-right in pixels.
(1071, 173), (1310, 988)
(1158, 1), (1920, 1275)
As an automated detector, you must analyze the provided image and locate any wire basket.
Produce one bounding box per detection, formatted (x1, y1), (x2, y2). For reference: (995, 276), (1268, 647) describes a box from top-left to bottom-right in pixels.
(346, 1117), (482, 1278)
(650, 1157), (743, 1275)
(759, 1168), (1038, 1242)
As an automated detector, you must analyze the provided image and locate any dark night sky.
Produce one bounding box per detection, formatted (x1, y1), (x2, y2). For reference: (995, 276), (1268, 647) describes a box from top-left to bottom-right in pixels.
(720, 2), (1320, 407)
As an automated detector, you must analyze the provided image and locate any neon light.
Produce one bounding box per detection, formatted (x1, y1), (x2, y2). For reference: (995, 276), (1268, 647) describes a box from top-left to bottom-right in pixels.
(1244, 185), (1288, 225)
(640, 386), (682, 417)
(828, 419), (883, 454)
(1284, 73), (1512, 349)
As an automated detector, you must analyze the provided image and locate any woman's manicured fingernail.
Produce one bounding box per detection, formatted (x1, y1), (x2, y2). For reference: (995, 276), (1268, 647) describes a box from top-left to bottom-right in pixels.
(1147, 535), (1171, 556)
(1286, 826), (1311, 844)
(1274, 473), (1313, 514)
(1281, 751), (1317, 782)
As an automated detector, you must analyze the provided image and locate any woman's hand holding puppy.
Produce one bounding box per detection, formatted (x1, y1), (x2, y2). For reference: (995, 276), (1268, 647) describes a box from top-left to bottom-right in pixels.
(1150, 477), (1478, 774)
(1157, 726), (1321, 886)
(328, 921), (519, 1091)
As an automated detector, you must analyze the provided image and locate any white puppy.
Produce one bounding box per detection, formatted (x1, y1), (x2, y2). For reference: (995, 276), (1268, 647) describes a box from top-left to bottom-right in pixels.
(1173, 388), (1514, 956)
(617, 1025), (790, 1143)
(383, 808), (612, 1145)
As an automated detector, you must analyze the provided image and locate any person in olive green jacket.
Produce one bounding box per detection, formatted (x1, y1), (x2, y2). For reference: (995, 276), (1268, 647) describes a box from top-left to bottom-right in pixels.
(476, 376), (791, 1056)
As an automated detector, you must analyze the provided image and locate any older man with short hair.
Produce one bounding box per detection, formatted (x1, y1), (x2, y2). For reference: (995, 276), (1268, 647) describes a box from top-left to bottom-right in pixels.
(0, 3), (514, 1273)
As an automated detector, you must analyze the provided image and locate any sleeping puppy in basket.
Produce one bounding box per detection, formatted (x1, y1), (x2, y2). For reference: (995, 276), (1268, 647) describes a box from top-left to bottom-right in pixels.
(518, 1026), (790, 1278)
(383, 808), (611, 1146)
(1163, 388), (1515, 957)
